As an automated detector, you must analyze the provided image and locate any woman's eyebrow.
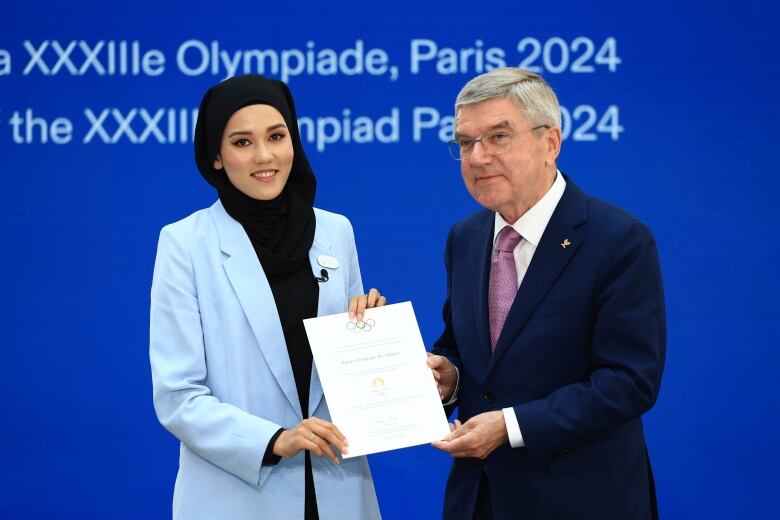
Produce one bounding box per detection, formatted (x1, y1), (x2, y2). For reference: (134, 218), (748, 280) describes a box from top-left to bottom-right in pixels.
(227, 123), (287, 138)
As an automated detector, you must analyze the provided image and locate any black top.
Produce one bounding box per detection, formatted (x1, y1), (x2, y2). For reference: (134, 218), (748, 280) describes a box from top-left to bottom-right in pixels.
(267, 260), (320, 520)
(271, 262), (319, 419)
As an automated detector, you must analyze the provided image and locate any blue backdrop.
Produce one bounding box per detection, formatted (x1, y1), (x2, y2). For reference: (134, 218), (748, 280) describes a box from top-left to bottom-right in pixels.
(2, 1), (778, 518)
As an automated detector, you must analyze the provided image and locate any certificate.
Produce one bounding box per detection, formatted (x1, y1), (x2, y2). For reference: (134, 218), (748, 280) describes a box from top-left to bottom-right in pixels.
(303, 301), (450, 458)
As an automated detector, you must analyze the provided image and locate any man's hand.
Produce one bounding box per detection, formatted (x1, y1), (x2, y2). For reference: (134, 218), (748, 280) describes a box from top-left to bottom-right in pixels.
(431, 411), (508, 459)
(426, 354), (458, 402)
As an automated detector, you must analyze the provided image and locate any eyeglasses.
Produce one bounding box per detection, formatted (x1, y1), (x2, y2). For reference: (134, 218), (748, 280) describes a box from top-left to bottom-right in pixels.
(447, 125), (550, 161)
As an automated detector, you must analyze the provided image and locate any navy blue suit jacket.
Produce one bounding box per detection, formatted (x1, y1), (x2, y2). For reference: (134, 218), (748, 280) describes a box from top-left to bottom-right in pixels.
(432, 177), (665, 520)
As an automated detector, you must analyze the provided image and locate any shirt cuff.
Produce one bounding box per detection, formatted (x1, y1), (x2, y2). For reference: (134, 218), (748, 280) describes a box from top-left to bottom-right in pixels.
(262, 427), (285, 466)
(502, 407), (525, 448)
(442, 365), (460, 405)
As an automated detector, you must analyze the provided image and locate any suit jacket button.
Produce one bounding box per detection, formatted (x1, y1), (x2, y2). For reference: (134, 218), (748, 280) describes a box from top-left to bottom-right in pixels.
(484, 392), (495, 402)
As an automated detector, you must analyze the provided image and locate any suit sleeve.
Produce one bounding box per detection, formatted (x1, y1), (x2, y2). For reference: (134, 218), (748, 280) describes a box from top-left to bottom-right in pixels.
(432, 226), (464, 416)
(149, 226), (282, 486)
(514, 221), (666, 464)
(432, 226), (463, 368)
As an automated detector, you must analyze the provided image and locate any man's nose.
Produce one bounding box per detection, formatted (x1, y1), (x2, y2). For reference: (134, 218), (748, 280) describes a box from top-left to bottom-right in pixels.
(468, 140), (492, 165)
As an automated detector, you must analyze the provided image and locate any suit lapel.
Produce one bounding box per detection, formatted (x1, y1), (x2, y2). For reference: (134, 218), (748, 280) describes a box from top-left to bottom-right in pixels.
(210, 201), (302, 419)
(307, 225), (333, 417)
(472, 212), (495, 367)
(486, 180), (588, 378)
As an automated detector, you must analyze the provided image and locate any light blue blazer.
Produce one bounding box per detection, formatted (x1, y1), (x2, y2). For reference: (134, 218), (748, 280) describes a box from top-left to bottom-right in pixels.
(150, 201), (381, 520)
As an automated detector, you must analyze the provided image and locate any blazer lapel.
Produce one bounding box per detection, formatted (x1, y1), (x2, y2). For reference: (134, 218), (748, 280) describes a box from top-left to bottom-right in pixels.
(486, 180), (588, 377)
(307, 223), (334, 417)
(210, 201), (302, 419)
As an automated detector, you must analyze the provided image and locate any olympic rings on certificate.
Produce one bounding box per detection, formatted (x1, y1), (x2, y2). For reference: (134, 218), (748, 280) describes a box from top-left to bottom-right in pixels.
(346, 318), (376, 332)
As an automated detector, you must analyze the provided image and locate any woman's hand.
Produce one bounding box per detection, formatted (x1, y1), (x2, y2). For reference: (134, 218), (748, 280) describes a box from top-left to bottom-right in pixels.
(348, 288), (387, 321)
(272, 417), (348, 464)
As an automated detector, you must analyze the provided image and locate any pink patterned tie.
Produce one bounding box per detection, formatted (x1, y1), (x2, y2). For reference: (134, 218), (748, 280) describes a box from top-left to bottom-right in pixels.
(489, 226), (522, 350)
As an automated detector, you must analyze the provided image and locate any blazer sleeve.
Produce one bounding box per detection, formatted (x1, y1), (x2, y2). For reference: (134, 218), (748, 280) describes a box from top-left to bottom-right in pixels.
(514, 221), (666, 464)
(149, 226), (282, 487)
(346, 219), (364, 299)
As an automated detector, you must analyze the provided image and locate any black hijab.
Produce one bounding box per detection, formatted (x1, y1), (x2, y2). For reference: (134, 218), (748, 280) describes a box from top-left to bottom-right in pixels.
(194, 74), (316, 278)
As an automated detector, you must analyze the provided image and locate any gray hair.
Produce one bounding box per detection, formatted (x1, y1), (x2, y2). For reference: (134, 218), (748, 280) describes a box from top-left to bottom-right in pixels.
(455, 67), (561, 128)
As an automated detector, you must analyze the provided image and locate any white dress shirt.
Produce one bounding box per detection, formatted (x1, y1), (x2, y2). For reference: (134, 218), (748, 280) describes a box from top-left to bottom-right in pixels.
(495, 171), (566, 447)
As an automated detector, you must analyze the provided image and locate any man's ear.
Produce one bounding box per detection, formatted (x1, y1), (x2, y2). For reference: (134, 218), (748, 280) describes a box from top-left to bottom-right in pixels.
(546, 127), (562, 163)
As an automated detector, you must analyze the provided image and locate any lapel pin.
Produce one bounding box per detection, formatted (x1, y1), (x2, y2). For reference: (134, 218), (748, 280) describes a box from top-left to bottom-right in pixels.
(561, 238), (571, 249)
(317, 255), (339, 269)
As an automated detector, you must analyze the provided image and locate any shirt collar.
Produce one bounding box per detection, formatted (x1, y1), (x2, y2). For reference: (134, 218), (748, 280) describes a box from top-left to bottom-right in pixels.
(493, 170), (567, 248)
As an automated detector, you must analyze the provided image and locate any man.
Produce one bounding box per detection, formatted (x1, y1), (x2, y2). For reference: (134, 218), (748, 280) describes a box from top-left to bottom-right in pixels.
(427, 68), (665, 519)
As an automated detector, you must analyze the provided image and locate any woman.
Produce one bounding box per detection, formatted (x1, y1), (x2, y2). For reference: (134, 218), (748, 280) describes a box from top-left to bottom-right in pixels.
(150, 74), (384, 519)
